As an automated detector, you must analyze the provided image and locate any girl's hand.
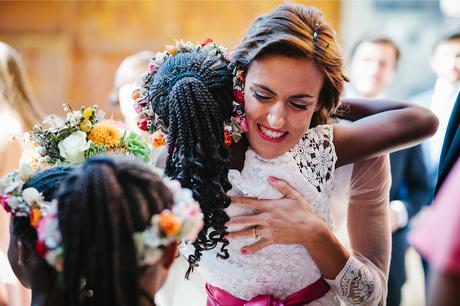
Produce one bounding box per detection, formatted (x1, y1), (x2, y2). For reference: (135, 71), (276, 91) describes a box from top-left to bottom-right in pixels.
(225, 176), (328, 254)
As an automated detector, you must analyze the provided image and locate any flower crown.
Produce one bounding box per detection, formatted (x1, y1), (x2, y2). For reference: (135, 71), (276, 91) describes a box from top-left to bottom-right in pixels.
(21, 104), (152, 169)
(132, 38), (247, 147)
(0, 164), (51, 228)
(1, 162), (203, 272)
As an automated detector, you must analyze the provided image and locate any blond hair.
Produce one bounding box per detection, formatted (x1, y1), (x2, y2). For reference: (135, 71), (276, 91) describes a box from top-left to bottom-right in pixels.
(0, 42), (42, 130)
(232, 4), (349, 127)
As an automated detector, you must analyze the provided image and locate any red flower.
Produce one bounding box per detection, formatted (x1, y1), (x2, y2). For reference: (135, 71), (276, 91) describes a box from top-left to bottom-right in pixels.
(35, 240), (48, 257)
(137, 118), (149, 131)
(233, 90), (244, 104)
(224, 130), (232, 145)
(201, 38), (214, 47)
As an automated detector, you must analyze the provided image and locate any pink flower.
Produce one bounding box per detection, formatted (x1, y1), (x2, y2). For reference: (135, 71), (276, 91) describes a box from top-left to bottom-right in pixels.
(148, 62), (155, 74)
(133, 103), (143, 113)
(241, 117), (249, 133)
(0, 195), (11, 213)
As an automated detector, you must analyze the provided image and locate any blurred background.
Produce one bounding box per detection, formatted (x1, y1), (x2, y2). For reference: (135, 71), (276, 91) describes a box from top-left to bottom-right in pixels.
(1, 1), (459, 305)
(1, 0), (459, 118)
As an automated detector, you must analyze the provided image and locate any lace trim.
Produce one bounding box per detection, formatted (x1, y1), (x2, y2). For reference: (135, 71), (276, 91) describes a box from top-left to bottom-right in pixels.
(327, 256), (376, 305)
(290, 125), (337, 195)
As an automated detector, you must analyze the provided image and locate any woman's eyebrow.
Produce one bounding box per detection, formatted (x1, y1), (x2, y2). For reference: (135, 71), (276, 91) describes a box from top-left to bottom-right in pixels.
(290, 94), (314, 99)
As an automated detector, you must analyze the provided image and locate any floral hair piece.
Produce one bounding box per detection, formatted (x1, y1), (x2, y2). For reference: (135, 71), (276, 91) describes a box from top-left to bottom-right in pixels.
(21, 104), (152, 169)
(0, 164), (52, 228)
(133, 172), (204, 265)
(132, 38), (248, 147)
(34, 167), (203, 271)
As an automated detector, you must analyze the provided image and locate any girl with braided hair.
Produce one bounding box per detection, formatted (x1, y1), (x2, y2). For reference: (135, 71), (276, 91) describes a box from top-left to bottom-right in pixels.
(3, 156), (203, 306)
(137, 4), (438, 306)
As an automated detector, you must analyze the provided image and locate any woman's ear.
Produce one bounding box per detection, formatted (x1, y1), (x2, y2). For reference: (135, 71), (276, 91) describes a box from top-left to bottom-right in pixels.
(161, 241), (178, 270)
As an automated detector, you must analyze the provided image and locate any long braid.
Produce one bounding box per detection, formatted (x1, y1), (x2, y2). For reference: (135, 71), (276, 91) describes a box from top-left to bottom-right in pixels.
(148, 52), (233, 276)
(57, 156), (172, 306)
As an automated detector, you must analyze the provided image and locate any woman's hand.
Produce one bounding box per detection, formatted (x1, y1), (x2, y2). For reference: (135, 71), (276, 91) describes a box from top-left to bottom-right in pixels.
(225, 176), (328, 254)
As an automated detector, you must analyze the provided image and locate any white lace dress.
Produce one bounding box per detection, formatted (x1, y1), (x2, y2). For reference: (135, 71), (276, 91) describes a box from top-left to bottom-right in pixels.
(180, 125), (384, 305)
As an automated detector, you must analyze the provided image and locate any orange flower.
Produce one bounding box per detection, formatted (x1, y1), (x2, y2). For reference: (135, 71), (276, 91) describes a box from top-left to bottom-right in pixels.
(224, 130), (232, 145)
(88, 122), (121, 147)
(131, 90), (140, 100)
(30, 207), (42, 229)
(151, 130), (166, 148)
(159, 212), (181, 237)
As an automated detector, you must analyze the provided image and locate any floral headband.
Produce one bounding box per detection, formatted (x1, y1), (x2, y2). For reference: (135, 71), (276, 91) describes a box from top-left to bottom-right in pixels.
(1, 162), (202, 271)
(132, 38), (247, 147)
(0, 164), (51, 228)
(20, 104), (152, 169)
(33, 169), (203, 272)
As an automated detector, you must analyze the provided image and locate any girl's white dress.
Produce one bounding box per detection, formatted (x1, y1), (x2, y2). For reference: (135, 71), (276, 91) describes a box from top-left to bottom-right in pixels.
(159, 125), (387, 306)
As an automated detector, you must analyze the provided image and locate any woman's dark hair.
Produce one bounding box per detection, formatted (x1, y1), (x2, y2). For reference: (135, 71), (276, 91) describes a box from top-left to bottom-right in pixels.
(232, 3), (349, 127)
(56, 156), (173, 306)
(11, 166), (72, 249)
(147, 51), (234, 276)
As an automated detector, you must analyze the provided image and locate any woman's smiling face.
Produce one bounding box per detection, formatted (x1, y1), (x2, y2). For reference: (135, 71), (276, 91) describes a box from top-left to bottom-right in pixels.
(243, 54), (324, 159)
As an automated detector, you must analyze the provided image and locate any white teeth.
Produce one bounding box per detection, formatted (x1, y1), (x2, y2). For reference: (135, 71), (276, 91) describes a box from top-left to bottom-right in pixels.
(260, 126), (284, 139)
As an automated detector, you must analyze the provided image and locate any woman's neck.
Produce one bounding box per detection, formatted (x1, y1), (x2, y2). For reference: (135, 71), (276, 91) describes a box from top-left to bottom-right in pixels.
(229, 137), (249, 171)
(30, 270), (59, 306)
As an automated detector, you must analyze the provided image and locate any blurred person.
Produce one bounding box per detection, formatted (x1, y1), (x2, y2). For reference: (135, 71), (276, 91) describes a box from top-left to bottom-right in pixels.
(411, 157), (460, 306)
(346, 35), (431, 306)
(109, 50), (154, 132)
(0, 41), (42, 306)
(413, 32), (460, 184)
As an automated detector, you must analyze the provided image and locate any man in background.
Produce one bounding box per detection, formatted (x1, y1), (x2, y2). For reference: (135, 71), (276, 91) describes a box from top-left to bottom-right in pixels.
(413, 32), (460, 187)
(347, 35), (431, 306)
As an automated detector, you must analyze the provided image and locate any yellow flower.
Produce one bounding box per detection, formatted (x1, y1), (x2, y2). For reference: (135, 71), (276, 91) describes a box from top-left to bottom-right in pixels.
(88, 122), (121, 147)
(79, 119), (92, 132)
(83, 107), (93, 120)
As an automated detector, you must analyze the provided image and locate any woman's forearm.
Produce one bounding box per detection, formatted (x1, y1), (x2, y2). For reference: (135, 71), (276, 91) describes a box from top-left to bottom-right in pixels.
(335, 98), (413, 121)
(301, 220), (350, 279)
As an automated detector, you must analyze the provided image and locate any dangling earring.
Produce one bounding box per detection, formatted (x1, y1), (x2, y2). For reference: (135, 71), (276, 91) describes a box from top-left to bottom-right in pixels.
(224, 67), (247, 145)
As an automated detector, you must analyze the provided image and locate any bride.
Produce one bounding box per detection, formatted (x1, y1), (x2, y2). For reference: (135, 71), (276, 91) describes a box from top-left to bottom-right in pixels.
(134, 4), (438, 305)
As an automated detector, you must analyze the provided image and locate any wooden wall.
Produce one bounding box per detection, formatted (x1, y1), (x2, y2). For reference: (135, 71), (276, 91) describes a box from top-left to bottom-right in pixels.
(0, 1), (341, 120)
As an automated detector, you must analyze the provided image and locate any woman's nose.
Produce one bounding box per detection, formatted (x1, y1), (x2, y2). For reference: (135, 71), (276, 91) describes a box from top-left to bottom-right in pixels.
(266, 102), (286, 129)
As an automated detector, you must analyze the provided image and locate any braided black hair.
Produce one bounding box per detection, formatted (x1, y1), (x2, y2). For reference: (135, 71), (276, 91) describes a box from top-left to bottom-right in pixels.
(11, 166), (73, 249)
(56, 156), (173, 306)
(148, 52), (234, 276)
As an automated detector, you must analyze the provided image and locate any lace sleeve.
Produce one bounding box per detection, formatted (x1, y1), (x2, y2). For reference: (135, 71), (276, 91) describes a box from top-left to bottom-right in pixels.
(290, 124), (337, 195)
(325, 155), (391, 305)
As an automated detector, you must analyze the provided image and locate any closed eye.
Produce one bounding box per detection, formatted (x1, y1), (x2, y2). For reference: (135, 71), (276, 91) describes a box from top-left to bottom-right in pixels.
(290, 101), (309, 110)
(252, 90), (271, 101)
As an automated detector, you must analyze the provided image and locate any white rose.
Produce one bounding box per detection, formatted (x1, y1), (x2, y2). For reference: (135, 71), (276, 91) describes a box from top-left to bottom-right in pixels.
(22, 187), (43, 205)
(58, 131), (90, 163)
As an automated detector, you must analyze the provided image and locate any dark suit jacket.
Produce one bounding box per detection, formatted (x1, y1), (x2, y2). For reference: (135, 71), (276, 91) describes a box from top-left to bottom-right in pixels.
(388, 145), (431, 290)
(436, 92), (460, 194)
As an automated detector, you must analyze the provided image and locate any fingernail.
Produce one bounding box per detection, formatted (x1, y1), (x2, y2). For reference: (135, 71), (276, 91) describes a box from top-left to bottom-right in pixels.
(224, 235), (229, 240)
(268, 176), (279, 182)
(240, 249), (247, 255)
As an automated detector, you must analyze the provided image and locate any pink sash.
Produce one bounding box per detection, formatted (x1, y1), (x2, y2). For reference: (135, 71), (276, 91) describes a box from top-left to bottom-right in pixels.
(206, 278), (330, 306)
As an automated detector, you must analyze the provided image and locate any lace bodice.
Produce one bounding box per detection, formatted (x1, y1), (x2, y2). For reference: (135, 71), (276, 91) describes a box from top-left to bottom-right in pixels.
(181, 125), (337, 301)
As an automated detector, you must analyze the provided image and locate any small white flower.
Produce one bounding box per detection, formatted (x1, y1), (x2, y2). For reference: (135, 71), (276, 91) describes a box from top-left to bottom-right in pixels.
(58, 131), (90, 163)
(43, 114), (66, 130)
(21, 188), (43, 205)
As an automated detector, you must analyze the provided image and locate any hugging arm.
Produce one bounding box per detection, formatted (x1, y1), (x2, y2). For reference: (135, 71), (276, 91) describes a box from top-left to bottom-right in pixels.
(333, 98), (438, 167)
